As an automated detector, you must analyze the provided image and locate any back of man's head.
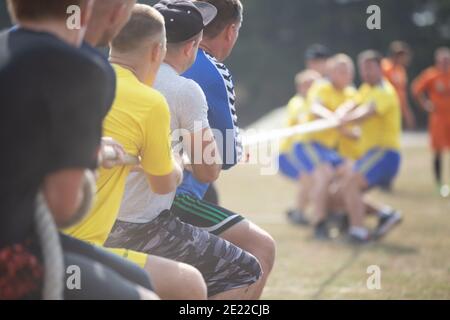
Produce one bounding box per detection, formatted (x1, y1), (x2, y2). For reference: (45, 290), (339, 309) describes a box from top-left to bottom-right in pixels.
(111, 4), (165, 54)
(7, 0), (86, 22)
(198, 0), (242, 39)
(88, 0), (136, 47)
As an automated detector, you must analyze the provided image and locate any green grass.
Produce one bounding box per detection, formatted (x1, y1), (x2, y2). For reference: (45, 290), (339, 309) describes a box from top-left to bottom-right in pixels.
(216, 144), (450, 300)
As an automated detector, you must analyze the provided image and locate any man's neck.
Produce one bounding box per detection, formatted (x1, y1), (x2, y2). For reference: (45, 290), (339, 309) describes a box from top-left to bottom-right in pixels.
(110, 53), (154, 85)
(200, 40), (222, 62)
(164, 55), (185, 74)
(17, 20), (82, 47)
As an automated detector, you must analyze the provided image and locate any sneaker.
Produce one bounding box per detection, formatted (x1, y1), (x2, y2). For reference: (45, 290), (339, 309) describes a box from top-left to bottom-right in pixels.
(439, 184), (450, 198)
(373, 211), (403, 240)
(314, 221), (330, 240)
(347, 227), (371, 245)
(327, 212), (349, 233)
(286, 209), (310, 226)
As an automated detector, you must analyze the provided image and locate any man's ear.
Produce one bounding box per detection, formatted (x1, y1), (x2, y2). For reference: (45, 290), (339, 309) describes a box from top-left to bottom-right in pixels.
(109, 3), (127, 26)
(151, 41), (163, 64)
(184, 40), (196, 57)
(80, 0), (95, 29)
(225, 23), (235, 42)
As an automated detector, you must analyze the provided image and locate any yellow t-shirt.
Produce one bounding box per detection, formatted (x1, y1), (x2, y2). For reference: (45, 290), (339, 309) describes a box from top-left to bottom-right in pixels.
(65, 65), (174, 246)
(307, 81), (356, 149)
(280, 95), (309, 153)
(354, 80), (401, 155)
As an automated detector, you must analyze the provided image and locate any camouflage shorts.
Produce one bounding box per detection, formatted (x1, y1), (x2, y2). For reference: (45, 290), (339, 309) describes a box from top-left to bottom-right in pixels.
(105, 211), (262, 297)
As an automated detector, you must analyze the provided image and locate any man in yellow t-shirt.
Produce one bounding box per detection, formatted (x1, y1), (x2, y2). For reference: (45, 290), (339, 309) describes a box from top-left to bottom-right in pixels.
(337, 50), (403, 244)
(278, 70), (320, 179)
(289, 54), (356, 238)
(65, 5), (209, 300)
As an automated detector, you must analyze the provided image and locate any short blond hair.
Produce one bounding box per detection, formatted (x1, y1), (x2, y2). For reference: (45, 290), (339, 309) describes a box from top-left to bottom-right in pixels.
(327, 53), (355, 73)
(111, 4), (165, 53)
(295, 69), (321, 86)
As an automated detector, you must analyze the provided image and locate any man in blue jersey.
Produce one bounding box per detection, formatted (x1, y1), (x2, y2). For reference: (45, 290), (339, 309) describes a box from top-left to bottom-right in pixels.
(171, 0), (276, 299)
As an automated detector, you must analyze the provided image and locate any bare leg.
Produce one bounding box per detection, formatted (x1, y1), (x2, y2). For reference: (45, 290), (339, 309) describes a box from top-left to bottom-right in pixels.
(144, 255), (207, 300)
(219, 220), (276, 299)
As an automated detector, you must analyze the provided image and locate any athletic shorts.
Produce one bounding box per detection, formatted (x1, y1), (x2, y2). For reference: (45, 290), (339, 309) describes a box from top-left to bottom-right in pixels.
(171, 194), (244, 235)
(354, 149), (401, 188)
(278, 152), (303, 180)
(430, 114), (450, 151)
(60, 234), (153, 300)
(105, 211), (262, 297)
(293, 142), (344, 174)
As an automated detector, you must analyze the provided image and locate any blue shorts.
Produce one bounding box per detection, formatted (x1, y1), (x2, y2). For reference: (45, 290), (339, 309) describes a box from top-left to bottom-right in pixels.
(278, 152), (302, 180)
(293, 142), (344, 174)
(354, 149), (401, 187)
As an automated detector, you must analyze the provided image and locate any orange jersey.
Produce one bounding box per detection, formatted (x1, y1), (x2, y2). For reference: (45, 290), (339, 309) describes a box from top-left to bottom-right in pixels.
(382, 58), (408, 107)
(412, 67), (450, 114)
(413, 67), (450, 151)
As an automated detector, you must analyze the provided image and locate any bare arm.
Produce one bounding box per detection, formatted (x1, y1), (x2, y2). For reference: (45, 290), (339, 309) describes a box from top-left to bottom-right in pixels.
(145, 155), (183, 195)
(340, 102), (377, 125)
(184, 128), (221, 183)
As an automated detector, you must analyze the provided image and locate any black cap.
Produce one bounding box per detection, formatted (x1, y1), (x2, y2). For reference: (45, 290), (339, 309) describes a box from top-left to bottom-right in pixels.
(305, 44), (331, 61)
(154, 0), (217, 43)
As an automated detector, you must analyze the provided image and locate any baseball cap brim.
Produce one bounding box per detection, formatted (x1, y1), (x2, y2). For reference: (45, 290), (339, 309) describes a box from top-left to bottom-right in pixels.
(193, 1), (217, 26)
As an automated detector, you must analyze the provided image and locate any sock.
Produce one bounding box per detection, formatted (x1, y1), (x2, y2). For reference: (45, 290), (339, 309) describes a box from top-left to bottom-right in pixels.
(434, 153), (442, 186)
(349, 226), (369, 239)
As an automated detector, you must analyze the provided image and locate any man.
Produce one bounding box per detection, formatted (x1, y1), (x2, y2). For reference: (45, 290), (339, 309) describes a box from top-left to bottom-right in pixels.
(292, 54), (357, 239)
(169, 0), (275, 299)
(305, 44), (331, 77)
(337, 50), (403, 244)
(279, 70), (320, 225)
(1, 0), (157, 300)
(286, 44), (331, 226)
(65, 4), (208, 300)
(106, 0), (262, 299)
(382, 41), (415, 129)
(80, 0), (208, 300)
(412, 47), (450, 198)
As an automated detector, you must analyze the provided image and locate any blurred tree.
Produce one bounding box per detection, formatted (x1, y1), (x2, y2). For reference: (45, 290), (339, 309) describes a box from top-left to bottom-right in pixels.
(0, 0), (449, 126)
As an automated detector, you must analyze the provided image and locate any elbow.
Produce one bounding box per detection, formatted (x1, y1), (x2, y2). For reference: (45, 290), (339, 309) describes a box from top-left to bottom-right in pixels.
(193, 165), (221, 183)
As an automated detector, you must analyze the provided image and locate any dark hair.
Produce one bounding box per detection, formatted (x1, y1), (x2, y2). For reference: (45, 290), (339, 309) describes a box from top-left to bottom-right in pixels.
(389, 41), (411, 57)
(305, 44), (331, 61)
(112, 4), (165, 53)
(198, 0), (242, 38)
(7, 0), (85, 21)
(358, 50), (383, 65)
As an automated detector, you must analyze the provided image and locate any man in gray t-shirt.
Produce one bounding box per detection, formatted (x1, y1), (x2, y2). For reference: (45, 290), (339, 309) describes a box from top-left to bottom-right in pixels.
(105, 0), (262, 299)
(117, 63), (211, 224)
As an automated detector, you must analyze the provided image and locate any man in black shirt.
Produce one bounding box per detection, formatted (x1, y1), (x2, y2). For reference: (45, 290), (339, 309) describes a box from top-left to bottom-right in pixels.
(0, 0), (156, 300)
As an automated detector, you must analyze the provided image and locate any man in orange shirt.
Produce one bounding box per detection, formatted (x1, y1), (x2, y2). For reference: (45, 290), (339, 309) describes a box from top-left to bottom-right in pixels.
(412, 47), (450, 197)
(382, 41), (416, 129)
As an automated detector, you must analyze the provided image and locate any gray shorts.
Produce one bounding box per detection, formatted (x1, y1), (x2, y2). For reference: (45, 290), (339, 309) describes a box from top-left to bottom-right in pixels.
(105, 211), (262, 297)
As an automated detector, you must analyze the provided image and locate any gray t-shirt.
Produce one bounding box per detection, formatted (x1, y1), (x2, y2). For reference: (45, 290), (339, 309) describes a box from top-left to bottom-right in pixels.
(118, 63), (210, 223)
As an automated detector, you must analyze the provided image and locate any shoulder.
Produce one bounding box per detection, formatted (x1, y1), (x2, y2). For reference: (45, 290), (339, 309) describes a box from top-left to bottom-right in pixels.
(185, 50), (230, 88)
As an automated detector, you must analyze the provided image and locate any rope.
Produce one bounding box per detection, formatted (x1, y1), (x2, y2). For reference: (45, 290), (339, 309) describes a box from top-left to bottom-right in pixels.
(35, 170), (96, 300)
(35, 193), (64, 300)
(102, 119), (340, 166)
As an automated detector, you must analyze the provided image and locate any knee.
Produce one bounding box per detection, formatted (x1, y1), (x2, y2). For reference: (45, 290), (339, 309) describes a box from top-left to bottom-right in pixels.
(250, 231), (276, 275)
(177, 264), (208, 300)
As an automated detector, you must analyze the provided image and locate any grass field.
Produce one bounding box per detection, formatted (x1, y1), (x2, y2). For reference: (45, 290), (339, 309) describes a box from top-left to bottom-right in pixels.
(215, 132), (450, 300)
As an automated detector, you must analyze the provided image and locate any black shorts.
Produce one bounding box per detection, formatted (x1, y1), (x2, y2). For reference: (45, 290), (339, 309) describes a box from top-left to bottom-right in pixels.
(60, 234), (153, 300)
(171, 194), (244, 235)
(105, 211), (262, 297)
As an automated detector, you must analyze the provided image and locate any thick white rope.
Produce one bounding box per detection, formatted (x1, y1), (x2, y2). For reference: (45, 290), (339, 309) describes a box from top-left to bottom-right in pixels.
(102, 119), (340, 165)
(36, 170), (96, 300)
